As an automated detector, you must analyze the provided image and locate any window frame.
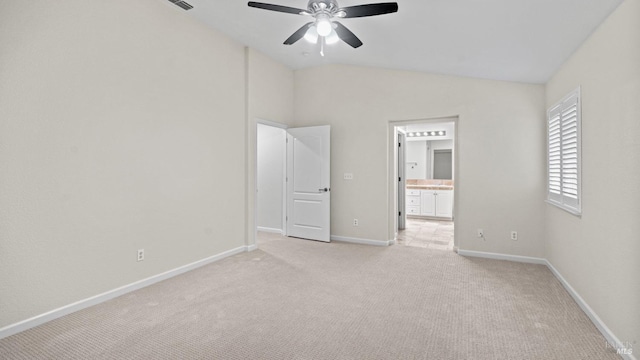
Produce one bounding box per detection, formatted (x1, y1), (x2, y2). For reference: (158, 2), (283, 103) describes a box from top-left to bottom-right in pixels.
(546, 87), (582, 216)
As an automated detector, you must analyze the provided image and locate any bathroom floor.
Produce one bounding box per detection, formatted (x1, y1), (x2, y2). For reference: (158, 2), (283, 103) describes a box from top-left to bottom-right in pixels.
(397, 218), (454, 251)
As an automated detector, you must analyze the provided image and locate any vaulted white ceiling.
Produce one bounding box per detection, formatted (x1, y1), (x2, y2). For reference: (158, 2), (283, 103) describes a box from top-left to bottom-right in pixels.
(184, 0), (622, 84)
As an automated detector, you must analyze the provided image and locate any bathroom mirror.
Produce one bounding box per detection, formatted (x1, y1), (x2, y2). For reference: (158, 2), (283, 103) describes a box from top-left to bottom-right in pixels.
(433, 149), (452, 179)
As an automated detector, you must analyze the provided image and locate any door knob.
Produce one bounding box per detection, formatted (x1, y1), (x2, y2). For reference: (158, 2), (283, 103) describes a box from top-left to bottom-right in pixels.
(318, 188), (329, 192)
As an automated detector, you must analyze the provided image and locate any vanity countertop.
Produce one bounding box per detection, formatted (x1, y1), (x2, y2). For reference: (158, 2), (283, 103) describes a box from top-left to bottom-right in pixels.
(407, 185), (454, 191)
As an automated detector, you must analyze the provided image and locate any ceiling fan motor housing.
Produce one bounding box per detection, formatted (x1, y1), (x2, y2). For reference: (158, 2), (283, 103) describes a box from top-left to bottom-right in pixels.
(307, 0), (341, 15)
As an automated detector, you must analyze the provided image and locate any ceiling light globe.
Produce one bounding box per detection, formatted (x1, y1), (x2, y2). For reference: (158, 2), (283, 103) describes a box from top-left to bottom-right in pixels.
(325, 29), (339, 44)
(316, 17), (332, 37)
(304, 26), (319, 44)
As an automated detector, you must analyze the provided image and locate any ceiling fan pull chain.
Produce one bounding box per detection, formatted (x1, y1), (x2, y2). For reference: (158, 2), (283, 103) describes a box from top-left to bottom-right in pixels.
(320, 36), (325, 57)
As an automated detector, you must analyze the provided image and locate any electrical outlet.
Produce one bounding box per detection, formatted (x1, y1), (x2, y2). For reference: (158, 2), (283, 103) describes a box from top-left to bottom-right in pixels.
(344, 173), (354, 180)
(137, 249), (144, 262)
(477, 229), (484, 238)
(511, 231), (518, 241)
(353, 219), (359, 226)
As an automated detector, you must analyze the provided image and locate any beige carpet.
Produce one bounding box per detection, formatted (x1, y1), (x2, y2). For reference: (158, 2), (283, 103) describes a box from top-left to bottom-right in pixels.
(0, 232), (620, 359)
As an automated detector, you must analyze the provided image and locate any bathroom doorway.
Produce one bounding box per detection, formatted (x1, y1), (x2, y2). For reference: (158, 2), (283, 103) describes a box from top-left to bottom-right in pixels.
(391, 117), (457, 251)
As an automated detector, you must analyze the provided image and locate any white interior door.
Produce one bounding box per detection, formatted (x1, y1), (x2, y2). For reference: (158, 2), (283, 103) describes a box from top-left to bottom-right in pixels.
(286, 125), (331, 242)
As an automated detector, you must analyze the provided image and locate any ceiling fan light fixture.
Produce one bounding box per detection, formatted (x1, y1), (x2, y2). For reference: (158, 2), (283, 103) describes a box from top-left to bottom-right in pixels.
(316, 15), (332, 36)
(304, 26), (319, 43)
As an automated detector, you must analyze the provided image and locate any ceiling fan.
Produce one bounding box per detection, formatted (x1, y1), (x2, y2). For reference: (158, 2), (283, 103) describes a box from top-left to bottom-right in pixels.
(248, 0), (398, 51)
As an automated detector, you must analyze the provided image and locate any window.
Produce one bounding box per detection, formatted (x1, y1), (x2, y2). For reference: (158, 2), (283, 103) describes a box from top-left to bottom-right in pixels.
(547, 88), (581, 215)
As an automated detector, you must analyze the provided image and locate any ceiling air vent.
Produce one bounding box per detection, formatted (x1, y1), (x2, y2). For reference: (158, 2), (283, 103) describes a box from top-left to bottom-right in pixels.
(168, 0), (193, 10)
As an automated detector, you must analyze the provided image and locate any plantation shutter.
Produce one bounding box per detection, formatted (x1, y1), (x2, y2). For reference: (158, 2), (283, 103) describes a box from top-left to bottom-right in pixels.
(548, 105), (562, 203)
(547, 89), (581, 214)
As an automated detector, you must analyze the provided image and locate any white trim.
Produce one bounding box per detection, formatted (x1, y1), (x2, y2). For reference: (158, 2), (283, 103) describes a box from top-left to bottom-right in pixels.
(257, 118), (288, 129)
(545, 260), (637, 360)
(281, 129), (288, 236)
(545, 199), (582, 218)
(0, 245), (248, 340)
(457, 249), (546, 265)
(246, 244), (258, 252)
(330, 235), (390, 247)
(256, 226), (283, 234)
(397, 130), (406, 231)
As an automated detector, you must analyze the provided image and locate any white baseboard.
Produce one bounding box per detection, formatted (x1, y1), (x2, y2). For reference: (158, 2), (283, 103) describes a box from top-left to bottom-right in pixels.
(330, 235), (390, 247)
(246, 244), (258, 252)
(0, 245), (249, 340)
(545, 260), (637, 360)
(256, 226), (283, 234)
(457, 249), (546, 264)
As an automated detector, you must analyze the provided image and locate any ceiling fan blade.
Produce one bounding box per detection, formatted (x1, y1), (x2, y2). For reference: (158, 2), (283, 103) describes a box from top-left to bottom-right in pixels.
(333, 22), (363, 48)
(340, 2), (398, 18)
(247, 1), (307, 15)
(284, 22), (314, 45)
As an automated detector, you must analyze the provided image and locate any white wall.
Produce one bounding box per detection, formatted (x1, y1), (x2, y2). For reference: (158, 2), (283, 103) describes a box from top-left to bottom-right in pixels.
(430, 140), (454, 152)
(294, 65), (546, 257)
(406, 141), (427, 179)
(256, 124), (286, 232)
(545, 0), (639, 346)
(247, 49), (295, 127)
(0, 0), (246, 329)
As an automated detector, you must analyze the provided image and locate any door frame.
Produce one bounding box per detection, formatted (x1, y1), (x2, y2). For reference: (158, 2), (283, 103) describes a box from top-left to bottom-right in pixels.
(397, 129), (407, 230)
(388, 116), (459, 248)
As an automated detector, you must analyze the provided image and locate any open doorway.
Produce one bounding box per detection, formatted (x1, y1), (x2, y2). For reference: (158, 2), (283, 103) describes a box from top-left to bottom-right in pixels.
(256, 121), (288, 237)
(392, 118), (456, 251)
(255, 120), (332, 246)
